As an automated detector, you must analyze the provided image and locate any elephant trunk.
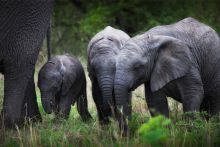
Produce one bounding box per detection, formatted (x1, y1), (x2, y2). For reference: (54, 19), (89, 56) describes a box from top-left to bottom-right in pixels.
(114, 71), (130, 136)
(41, 92), (53, 114)
(114, 71), (130, 111)
(98, 74), (114, 114)
(114, 82), (129, 112)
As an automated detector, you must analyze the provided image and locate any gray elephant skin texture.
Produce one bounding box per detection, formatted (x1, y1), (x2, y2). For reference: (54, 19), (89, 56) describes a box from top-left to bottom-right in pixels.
(114, 17), (220, 121)
(87, 26), (131, 126)
(38, 55), (92, 121)
(0, 0), (53, 127)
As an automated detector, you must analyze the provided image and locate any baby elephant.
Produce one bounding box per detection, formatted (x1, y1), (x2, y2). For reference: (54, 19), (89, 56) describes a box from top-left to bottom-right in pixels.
(38, 54), (91, 121)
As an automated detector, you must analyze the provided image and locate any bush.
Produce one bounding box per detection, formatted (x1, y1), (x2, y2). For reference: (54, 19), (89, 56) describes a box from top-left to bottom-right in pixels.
(138, 115), (171, 145)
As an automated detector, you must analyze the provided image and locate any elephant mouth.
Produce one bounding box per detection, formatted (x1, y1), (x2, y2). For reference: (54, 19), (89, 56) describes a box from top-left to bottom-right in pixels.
(131, 81), (143, 91)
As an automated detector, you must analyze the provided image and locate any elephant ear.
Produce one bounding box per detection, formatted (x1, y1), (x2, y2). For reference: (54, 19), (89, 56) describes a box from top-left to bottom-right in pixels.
(60, 62), (76, 95)
(150, 35), (192, 92)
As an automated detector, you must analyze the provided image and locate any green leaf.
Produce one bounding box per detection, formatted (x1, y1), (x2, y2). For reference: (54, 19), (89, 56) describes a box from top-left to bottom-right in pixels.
(138, 115), (171, 144)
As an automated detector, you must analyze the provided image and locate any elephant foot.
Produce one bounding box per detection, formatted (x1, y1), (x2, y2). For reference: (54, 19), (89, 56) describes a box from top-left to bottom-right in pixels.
(1, 115), (41, 129)
(1, 111), (23, 129)
(21, 102), (42, 124)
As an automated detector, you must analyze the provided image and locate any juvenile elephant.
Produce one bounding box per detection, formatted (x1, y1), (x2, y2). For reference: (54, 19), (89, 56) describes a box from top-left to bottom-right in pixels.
(0, 0), (53, 127)
(87, 26), (130, 125)
(114, 17), (220, 129)
(38, 55), (92, 121)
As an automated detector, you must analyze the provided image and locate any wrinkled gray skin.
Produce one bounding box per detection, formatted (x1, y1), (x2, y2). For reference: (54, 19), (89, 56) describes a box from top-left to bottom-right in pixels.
(38, 55), (92, 121)
(0, 0), (53, 127)
(87, 26), (131, 126)
(115, 17), (220, 130)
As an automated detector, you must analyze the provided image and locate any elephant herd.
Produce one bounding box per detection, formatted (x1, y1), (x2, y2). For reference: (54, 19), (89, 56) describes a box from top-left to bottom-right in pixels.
(1, 1), (220, 136)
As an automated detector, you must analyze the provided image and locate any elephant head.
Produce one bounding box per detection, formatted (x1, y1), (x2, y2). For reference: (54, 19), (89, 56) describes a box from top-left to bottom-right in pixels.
(114, 33), (192, 117)
(38, 61), (62, 114)
(88, 26), (130, 115)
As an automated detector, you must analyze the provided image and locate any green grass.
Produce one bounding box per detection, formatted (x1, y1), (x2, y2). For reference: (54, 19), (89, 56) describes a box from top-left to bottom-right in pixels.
(0, 60), (220, 146)
(0, 104), (220, 147)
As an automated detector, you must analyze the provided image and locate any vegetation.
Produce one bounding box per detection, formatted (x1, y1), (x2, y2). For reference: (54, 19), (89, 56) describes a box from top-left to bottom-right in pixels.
(50, 0), (220, 57)
(0, 70), (220, 146)
(1, 0), (220, 146)
(0, 81), (220, 146)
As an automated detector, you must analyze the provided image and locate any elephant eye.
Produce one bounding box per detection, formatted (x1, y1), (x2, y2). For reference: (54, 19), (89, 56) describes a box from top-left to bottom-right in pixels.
(133, 64), (143, 70)
(107, 38), (114, 41)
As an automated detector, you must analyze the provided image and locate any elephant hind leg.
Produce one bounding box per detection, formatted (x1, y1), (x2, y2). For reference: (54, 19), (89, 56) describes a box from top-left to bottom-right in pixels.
(76, 87), (92, 122)
(3, 72), (29, 127)
(3, 60), (38, 128)
(21, 73), (41, 123)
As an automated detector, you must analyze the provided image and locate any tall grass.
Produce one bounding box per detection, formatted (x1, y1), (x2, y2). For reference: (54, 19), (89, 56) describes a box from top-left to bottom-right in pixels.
(0, 57), (220, 146)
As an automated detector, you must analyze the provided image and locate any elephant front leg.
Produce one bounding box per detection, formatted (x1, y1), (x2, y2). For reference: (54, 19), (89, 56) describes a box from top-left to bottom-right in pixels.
(182, 88), (204, 113)
(3, 65), (32, 127)
(181, 92), (204, 121)
(180, 74), (204, 114)
(145, 84), (169, 117)
(21, 73), (41, 122)
(56, 92), (73, 119)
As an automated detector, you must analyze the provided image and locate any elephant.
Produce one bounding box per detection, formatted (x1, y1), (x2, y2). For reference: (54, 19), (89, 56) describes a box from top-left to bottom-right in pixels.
(0, 0), (53, 127)
(87, 26), (131, 126)
(38, 54), (92, 121)
(114, 17), (220, 131)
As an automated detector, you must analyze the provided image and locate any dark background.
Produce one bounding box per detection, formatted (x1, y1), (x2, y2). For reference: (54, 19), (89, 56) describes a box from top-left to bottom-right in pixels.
(46, 0), (220, 58)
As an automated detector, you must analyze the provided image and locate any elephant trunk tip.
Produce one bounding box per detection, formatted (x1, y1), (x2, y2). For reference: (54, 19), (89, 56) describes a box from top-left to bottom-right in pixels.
(41, 94), (54, 114)
(114, 83), (129, 113)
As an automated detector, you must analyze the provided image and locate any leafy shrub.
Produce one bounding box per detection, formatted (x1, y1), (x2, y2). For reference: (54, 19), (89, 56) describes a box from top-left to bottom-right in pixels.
(138, 115), (171, 144)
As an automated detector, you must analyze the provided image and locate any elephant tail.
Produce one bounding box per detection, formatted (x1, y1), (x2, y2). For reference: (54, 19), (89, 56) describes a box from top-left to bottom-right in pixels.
(47, 21), (51, 61)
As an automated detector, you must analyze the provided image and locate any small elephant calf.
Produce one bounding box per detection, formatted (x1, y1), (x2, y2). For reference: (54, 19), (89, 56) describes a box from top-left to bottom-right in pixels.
(38, 54), (91, 121)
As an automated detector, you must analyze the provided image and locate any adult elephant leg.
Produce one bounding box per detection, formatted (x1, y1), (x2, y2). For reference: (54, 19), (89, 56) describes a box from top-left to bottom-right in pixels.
(0, 0), (53, 127)
(92, 78), (110, 125)
(3, 63), (33, 128)
(21, 71), (41, 122)
(145, 84), (169, 117)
